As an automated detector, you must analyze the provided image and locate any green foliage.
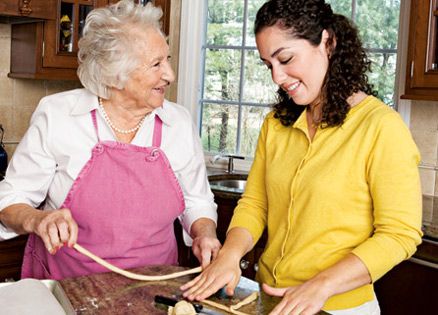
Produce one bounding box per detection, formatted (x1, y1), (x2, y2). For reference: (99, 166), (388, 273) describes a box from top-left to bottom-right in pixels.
(327, 0), (400, 105)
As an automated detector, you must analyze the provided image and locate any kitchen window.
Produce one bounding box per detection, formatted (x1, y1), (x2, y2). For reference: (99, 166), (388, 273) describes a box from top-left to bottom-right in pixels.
(178, 0), (402, 161)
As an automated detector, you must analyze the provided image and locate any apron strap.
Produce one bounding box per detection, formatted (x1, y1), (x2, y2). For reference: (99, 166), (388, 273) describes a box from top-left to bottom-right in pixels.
(91, 109), (101, 142)
(152, 115), (163, 148)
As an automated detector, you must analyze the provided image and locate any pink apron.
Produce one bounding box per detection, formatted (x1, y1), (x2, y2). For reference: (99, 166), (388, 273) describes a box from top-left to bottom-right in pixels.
(21, 110), (185, 280)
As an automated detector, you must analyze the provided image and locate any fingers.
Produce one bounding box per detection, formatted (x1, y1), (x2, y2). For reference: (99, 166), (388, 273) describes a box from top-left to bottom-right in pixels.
(181, 254), (241, 302)
(225, 272), (240, 296)
(211, 243), (221, 261)
(67, 219), (78, 247)
(262, 283), (287, 297)
(34, 209), (78, 254)
(269, 301), (307, 315)
(200, 250), (212, 269)
(192, 237), (222, 269)
(183, 271), (234, 301)
(266, 281), (327, 315)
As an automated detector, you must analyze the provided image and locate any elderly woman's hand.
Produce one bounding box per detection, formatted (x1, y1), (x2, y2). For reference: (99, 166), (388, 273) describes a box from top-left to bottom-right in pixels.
(30, 208), (78, 255)
(190, 218), (221, 269)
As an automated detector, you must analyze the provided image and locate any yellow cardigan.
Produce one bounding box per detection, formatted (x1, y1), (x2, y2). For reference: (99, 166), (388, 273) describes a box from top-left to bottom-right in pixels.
(228, 96), (423, 310)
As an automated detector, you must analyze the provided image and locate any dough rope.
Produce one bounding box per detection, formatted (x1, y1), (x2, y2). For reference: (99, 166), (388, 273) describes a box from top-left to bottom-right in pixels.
(202, 292), (259, 315)
(73, 243), (202, 281)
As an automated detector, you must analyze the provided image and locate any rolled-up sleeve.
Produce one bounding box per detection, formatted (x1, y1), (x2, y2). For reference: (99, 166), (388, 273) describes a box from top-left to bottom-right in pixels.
(0, 100), (56, 240)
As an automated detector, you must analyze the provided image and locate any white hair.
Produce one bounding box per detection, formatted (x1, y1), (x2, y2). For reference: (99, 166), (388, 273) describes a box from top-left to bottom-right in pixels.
(77, 0), (164, 98)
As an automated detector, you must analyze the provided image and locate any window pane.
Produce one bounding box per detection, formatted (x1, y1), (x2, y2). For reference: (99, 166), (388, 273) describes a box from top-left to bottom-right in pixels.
(368, 52), (397, 106)
(356, 0), (400, 49)
(201, 103), (238, 154)
(240, 105), (271, 156)
(59, 2), (74, 52)
(204, 48), (241, 101)
(245, 0), (267, 47)
(207, 0), (244, 46)
(243, 50), (277, 103)
(326, 0), (352, 18)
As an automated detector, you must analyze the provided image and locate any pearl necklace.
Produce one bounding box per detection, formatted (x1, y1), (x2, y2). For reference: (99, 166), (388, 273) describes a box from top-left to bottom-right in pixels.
(98, 97), (146, 134)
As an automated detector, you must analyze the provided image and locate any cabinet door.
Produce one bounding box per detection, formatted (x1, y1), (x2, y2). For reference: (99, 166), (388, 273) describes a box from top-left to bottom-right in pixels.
(403, 0), (438, 100)
(9, 0), (172, 80)
(375, 259), (438, 314)
(0, 235), (28, 281)
(42, 0), (107, 69)
(153, 0), (170, 35)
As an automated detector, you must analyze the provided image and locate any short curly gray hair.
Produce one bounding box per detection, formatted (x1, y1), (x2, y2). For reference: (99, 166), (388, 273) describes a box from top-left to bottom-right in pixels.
(77, 0), (164, 98)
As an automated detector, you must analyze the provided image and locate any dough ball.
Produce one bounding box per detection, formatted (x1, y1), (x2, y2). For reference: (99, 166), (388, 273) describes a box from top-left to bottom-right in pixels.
(169, 300), (197, 315)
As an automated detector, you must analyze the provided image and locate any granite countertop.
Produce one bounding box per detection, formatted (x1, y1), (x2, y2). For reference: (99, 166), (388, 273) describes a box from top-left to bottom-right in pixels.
(60, 265), (330, 315)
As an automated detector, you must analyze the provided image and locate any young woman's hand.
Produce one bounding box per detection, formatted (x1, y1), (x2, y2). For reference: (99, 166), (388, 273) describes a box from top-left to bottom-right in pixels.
(263, 277), (330, 315)
(181, 250), (242, 301)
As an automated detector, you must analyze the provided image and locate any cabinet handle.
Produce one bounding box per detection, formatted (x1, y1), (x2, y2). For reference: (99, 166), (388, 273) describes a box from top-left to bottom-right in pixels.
(410, 60), (414, 78)
(409, 257), (438, 270)
(240, 259), (250, 270)
(19, 0), (33, 16)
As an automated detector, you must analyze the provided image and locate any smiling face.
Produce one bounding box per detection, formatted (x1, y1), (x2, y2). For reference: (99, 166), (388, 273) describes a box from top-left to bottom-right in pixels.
(121, 27), (175, 111)
(256, 24), (330, 107)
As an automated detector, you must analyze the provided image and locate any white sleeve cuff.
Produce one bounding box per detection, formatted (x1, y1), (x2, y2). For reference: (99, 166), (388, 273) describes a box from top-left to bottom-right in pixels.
(179, 203), (218, 246)
(0, 221), (20, 240)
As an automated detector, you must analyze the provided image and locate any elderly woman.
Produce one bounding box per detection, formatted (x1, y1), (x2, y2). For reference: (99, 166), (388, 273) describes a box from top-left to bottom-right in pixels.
(0, 0), (220, 280)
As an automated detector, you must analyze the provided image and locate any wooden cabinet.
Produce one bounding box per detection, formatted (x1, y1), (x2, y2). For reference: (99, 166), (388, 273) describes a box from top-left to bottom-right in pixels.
(0, 0), (57, 21)
(402, 0), (438, 101)
(213, 193), (267, 280)
(0, 235), (28, 282)
(374, 239), (438, 314)
(8, 0), (171, 80)
(9, 0), (108, 80)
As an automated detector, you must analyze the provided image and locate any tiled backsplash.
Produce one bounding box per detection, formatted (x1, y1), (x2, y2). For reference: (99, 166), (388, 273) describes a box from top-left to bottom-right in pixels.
(411, 100), (438, 239)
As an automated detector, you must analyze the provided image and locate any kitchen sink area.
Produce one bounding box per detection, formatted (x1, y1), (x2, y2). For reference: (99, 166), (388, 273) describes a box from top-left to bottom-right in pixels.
(208, 173), (248, 195)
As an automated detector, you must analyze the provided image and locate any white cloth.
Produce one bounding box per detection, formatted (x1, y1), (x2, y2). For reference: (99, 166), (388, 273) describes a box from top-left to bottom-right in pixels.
(0, 279), (66, 315)
(326, 296), (380, 315)
(0, 88), (217, 243)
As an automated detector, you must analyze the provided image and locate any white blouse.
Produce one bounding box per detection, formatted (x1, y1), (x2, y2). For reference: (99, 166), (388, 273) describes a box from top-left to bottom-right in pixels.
(0, 88), (217, 242)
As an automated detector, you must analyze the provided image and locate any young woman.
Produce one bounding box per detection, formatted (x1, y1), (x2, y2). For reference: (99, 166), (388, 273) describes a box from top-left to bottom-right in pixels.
(181, 1), (422, 314)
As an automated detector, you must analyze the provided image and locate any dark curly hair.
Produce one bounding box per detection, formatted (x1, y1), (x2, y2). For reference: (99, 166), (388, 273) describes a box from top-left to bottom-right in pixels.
(255, 0), (377, 127)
